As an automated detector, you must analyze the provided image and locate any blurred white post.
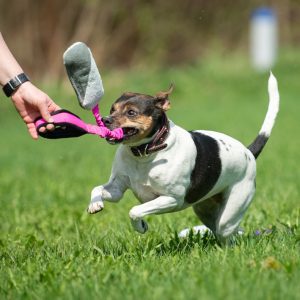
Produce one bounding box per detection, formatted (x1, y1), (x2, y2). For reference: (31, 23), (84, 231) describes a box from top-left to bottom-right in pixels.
(250, 7), (278, 72)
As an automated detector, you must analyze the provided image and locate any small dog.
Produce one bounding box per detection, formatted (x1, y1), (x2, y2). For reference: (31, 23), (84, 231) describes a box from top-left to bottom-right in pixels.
(87, 74), (279, 243)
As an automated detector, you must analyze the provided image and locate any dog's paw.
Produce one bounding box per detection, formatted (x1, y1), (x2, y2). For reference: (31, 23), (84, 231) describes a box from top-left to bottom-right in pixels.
(87, 200), (104, 214)
(87, 186), (104, 214)
(130, 218), (148, 234)
(178, 225), (212, 238)
(129, 206), (148, 234)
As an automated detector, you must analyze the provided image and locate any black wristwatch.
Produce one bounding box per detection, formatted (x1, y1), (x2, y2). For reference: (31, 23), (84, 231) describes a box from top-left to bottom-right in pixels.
(2, 73), (30, 97)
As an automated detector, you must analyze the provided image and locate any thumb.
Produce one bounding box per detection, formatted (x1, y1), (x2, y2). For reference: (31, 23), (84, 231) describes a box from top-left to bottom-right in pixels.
(39, 102), (54, 123)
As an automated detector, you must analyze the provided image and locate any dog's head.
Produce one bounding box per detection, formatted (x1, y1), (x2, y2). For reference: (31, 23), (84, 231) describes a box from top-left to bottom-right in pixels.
(103, 85), (174, 145)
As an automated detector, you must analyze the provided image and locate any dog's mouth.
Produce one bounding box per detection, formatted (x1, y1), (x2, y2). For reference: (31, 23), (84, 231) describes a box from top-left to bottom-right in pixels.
(106, 127), (139, 144)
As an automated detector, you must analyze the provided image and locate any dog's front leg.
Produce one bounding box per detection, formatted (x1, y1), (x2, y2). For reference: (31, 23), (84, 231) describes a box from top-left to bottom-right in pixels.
(87, 176), (127, 214)
(129, 196), (183, 233)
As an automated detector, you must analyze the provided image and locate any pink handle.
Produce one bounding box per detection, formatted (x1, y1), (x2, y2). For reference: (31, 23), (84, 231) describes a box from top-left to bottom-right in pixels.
(34, 106), (123, 140)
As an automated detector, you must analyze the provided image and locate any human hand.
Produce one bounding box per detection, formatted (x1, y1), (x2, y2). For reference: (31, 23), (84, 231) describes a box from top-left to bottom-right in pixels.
(11, 81), (60, 139)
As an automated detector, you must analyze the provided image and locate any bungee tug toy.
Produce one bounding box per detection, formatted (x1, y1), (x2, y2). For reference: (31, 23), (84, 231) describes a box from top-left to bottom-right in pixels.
(35, 42), (124, 141)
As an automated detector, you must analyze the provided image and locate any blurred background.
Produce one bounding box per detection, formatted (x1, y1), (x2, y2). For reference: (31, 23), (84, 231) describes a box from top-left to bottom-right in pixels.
(0, 0), (300, 80)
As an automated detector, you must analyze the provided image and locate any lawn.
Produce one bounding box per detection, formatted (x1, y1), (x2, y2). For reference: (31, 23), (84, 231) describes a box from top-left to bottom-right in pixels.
(0, 52), (299, 300)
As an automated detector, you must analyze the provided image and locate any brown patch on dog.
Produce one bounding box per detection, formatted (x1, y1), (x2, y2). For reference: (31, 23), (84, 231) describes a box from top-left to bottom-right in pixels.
(155, 84), (174, 99)
(110, 102), (121, 114)
(155, 99), (171, 111)
(123, 92), (137, 98)
(155, 84), (174, 111)
(120, 115), (154, 144)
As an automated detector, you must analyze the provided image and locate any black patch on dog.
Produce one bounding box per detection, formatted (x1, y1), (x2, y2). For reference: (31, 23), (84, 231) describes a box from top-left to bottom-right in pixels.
(247, 133), (269, 159)
(185, 132), (222, 204)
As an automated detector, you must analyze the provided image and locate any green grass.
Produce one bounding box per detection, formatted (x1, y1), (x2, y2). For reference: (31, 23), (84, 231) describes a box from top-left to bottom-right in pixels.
(0, 52), (299, 300)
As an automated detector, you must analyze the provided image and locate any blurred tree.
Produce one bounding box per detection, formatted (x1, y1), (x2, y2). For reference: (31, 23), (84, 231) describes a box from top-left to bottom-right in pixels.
(0, 0), (299, 80)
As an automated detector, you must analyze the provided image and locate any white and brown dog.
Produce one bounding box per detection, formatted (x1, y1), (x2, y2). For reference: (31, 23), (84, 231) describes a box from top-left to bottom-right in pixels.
(87, 73), (279, 243)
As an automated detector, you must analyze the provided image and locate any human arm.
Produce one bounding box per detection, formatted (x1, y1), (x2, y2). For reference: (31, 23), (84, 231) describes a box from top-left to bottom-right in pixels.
(0, 32), (60, 139)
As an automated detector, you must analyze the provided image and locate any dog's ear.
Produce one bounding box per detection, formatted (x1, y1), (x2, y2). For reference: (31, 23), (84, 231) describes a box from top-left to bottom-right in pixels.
(154, 84), (174, 111)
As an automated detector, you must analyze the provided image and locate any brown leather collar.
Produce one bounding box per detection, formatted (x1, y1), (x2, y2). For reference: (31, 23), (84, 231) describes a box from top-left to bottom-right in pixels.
(130, 113), (170, 157)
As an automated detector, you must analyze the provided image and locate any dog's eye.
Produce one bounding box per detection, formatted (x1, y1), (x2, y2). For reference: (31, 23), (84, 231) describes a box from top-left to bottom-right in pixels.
(127, 110), (138, 117)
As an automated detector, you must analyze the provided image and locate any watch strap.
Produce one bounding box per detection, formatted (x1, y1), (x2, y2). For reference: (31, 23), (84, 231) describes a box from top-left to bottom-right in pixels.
(2, 73), (30, 97)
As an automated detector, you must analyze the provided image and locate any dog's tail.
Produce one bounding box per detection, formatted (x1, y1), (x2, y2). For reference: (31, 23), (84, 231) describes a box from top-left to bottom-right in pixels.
(248, 72), (280, 159)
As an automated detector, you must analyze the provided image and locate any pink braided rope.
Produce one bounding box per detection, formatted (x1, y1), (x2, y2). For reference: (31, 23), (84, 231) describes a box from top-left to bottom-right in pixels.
(92, 105), (123, 139)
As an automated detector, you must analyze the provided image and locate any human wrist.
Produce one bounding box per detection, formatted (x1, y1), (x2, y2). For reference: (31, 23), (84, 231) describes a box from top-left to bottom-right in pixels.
(2, 72), (30, 97)
(10, 81), (33, 103)
(0, 64), (23, 84)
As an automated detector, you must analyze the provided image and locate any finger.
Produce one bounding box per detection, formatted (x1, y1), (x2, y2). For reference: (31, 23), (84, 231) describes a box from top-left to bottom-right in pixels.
(27, 123), (38, 140)
(46, 97), (61, 113)
(48, 101), (61, 112)
(39, 100), (54, 123)
(46, 123), (55, 131)
(38, 126), (46, 133)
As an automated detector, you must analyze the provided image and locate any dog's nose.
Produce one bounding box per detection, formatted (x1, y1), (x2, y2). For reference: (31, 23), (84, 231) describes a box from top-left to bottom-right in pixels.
(102, 116), (113, 126)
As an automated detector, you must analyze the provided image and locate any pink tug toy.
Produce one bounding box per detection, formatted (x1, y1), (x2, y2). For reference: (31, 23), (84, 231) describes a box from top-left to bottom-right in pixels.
(35, 105), (123, 140)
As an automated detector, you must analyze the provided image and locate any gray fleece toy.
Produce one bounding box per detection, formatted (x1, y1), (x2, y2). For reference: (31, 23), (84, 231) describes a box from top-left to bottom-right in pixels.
(63, 42), (104, 110)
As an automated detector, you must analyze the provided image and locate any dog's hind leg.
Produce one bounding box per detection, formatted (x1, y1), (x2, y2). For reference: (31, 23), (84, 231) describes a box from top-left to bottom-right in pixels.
(192, 193), (224, 234)
(190, 193), (245, 240)
(215, 178), (256, 244)
(129, 196), (183, 234)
